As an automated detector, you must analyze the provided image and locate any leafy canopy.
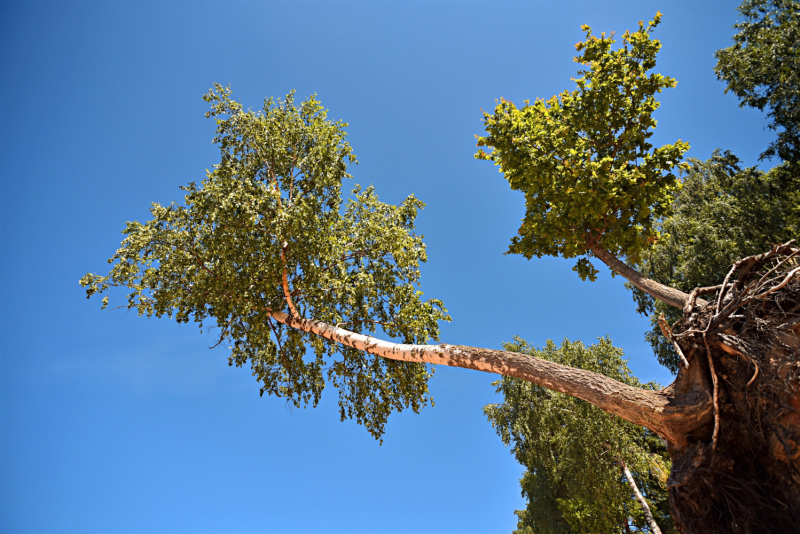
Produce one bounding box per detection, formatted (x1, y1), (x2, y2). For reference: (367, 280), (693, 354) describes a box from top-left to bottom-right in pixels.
(714, 0), (800, 162)
(476, 14), (689, 281)
(485, 338), (676, 534)
(81, 85), (449, 440)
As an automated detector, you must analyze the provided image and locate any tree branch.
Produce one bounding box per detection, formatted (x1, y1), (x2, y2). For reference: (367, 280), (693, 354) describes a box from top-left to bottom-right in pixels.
(280, 245), (300, 318)
(266, 309), (711, 445)
(620, 457), (663, 534)
(587, 241), (705, 309)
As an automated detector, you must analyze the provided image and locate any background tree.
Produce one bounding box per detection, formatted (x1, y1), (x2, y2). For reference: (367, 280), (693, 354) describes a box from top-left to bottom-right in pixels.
(630, 151), (800, 372)
(82, 14), (800, 534)
(485, 337), (676, 534)
(714, 0), (799, 163)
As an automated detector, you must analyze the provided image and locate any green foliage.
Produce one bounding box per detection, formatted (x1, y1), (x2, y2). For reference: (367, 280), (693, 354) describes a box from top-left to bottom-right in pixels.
(630, 151), (800, 372)
(476, 14), (689, 281)
(485, 338), (676, 534)
(714, 0), (800, 162)
(80, 85), (449, 440)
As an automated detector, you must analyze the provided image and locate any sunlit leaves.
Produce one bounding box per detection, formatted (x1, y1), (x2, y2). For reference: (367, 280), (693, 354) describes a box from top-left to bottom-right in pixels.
(476, 14), (688, 281)
(81, 85), (449, 440)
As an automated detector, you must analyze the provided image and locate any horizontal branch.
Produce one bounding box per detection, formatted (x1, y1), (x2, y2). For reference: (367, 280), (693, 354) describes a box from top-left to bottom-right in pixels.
(267, 309), (709, 445)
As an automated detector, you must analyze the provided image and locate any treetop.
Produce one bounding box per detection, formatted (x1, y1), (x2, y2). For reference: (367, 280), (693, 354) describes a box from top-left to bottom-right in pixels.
(476, 14), (689, 281)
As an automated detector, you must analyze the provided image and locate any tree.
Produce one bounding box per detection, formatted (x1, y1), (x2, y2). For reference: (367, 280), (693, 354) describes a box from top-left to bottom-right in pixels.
(475, 13), (799, 533)
(81, 14), (800, 533)
(488, 5), (800, 529)
(476, 14), (689, 295)
(630, 151), (800, 373)
(491, 151), (800, 533)
(485, 337), (676, 534)
(714, 0), (800, 163)
(82, 89), (449, 440)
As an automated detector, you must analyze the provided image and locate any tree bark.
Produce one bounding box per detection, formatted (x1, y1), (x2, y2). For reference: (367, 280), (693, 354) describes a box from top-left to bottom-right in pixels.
(587, 241), (704, 310)
(266, 308), (711, 449)
(621, 457), (663, 534)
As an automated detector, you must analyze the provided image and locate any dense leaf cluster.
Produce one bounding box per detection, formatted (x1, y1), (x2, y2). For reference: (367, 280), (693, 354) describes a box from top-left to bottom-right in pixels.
(714, 0), (800, 162)
(81, 85), (449, 440)
(485, 338), (675, 534)
(630, 151), (799, 371)
(476, 14), (688, 281)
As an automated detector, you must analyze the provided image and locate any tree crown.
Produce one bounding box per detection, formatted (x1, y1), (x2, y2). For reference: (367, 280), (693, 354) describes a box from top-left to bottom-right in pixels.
(714, 0), (800, 162)
(476, 14), (689, 281)
(81, 85), (449, 440)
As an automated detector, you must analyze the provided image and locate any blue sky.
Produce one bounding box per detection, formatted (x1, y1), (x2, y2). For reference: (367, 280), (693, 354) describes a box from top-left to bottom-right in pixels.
(0, 1), (775, 532)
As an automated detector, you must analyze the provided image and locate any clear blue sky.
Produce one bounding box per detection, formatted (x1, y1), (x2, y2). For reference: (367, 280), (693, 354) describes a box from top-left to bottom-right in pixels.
(0, 1), (774, 533)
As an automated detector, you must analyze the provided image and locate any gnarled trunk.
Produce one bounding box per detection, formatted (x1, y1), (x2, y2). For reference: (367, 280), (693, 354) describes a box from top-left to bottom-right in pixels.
(661, 244), (800, 533)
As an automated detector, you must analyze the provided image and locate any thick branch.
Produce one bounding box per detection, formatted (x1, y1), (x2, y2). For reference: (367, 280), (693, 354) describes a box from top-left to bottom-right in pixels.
(587, 242), (705, 309)
(267, 309), (710, 445)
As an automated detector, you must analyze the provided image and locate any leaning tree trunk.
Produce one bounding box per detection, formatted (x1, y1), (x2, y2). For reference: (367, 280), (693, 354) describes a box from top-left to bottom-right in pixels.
(267, 242), (800, 533)
(660, 243), (800, 534)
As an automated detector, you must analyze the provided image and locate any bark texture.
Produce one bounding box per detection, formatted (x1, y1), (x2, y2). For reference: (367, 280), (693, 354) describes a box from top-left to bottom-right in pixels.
(267, 308), (711, 445)
(660, 243), (800, 534)
(588, 241), (706, 310)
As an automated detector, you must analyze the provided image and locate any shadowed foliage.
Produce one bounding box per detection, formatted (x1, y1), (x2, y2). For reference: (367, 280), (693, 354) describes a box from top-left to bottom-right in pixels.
(486, 338), (677, 534)
(629, 151), (800, 372)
